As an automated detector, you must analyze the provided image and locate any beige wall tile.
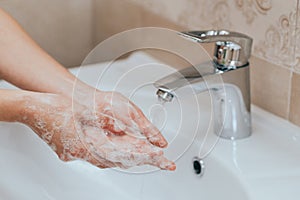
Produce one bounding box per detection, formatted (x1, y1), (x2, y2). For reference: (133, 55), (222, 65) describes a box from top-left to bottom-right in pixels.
(111, 0), (297, 69)
(94, 0), (184, 44)
(289, 72), (300, 126)
(250, 56), (291, 118)
(93, 0), (186, 62)
(0, 0), (94, 67)
(94, 0), (143, 43)
(294, 0), (300, 72)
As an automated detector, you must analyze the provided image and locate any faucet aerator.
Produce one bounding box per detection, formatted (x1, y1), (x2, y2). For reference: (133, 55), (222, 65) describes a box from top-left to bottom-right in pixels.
(156, 88), (174, 102)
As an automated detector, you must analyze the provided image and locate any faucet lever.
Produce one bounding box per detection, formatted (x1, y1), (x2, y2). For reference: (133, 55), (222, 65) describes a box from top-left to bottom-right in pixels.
(179, 30), (252, 70)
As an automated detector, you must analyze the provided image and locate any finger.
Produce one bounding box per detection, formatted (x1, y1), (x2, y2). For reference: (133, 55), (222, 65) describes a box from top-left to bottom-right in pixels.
(86, 151), (118, 169)
(96, 115), (126, 136)
(156, 157), (176, 171)
(136, 142), (176, 171)
(136, 116), (168, 148)
(101, 117), (126, 136)
(133, 106), (168, 148)
(98, 133), (174, 170)
(142, 152), (176, 171)
(101, 139), (160, 169)
(129, 143), (176, 171)
(97, 92), (167, 147)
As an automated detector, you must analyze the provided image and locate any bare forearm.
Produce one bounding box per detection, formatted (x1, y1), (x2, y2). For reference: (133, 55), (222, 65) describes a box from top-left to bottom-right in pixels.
(0, 8), (88, 98)
(0, 89), (27, 122)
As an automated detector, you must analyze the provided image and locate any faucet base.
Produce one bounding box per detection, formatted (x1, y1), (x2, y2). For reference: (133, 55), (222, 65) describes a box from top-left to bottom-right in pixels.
(211, 83), (251, 140)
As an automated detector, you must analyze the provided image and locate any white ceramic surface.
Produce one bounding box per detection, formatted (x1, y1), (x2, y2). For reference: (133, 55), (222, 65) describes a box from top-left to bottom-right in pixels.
(0, 52), (300, 200)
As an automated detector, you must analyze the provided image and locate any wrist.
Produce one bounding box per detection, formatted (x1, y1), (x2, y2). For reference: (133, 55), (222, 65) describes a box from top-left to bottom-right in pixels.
(70, 82), (103, 107)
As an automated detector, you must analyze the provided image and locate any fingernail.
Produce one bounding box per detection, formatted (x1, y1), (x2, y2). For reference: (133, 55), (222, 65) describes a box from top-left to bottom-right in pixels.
(166, 162), (176, 171)
(159, 139), (168, 148)
(159, 160), (176, 171)
(150, 136), (167, 148)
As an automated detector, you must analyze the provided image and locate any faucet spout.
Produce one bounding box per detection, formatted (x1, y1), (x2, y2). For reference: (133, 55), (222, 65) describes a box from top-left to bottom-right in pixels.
(154, 61), (222, 101)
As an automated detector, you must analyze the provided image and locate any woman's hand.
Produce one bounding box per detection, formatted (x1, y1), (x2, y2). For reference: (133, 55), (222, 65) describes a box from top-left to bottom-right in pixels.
(88, 90), (168, 147)
(72, 84), (170, 148)
(18, 92), (175, 170)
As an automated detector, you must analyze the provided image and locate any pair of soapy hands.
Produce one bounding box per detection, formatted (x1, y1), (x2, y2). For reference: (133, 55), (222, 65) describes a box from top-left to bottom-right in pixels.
(20, 89), (176, 171)
(0, 7), (174, 171)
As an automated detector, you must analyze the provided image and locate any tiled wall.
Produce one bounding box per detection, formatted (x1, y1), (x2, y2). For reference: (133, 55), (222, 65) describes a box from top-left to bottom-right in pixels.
(0, 0), (95, 67)
(94, 0), (300, 127)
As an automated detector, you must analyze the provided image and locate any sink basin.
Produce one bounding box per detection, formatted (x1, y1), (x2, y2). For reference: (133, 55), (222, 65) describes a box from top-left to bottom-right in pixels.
(0, 52), (300, 200)
(0, 122), (249, 200)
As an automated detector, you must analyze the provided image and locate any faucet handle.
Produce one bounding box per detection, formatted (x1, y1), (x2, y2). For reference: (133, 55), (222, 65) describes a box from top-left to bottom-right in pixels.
(179, 30), (252, 70)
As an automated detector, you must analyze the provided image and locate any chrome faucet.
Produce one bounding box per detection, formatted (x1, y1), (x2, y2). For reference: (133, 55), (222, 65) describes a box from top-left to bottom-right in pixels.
(154, 30), (253, 140)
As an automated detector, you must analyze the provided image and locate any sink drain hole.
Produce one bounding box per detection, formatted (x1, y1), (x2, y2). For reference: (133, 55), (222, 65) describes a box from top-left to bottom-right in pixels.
(193, 157), (205, 177)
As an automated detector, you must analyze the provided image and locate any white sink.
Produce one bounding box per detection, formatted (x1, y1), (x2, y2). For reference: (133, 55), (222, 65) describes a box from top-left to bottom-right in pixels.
(1, 52), (300, 200)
